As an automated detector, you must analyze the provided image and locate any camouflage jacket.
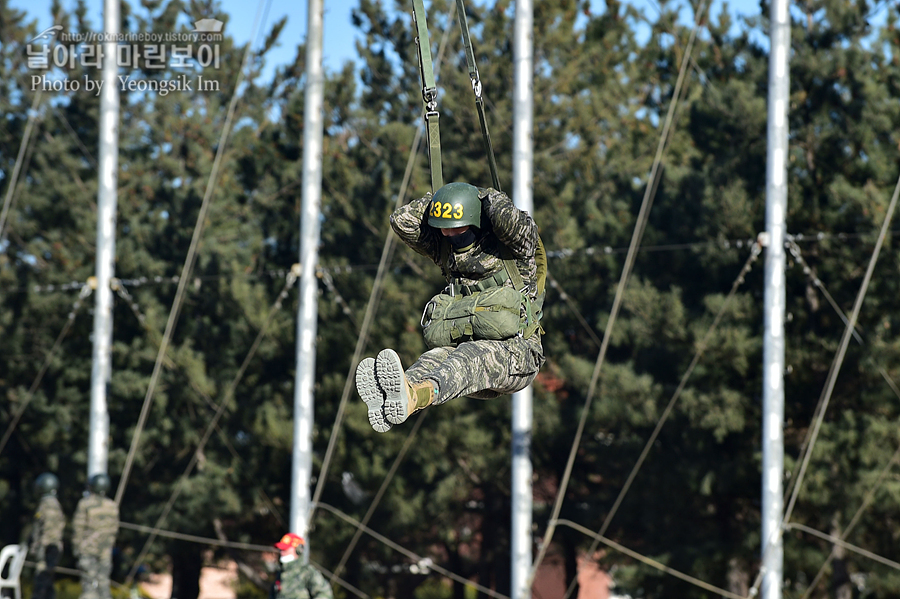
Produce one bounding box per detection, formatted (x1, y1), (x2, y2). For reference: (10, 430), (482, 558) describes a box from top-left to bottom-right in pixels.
(72, 493), (119, 557)
(30, 495), (65, 555)
(273, 559), (333, 599)
(390, 188), (540, 303)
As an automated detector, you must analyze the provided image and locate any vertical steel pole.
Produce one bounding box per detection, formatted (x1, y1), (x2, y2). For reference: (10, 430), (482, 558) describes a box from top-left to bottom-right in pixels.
(89, 0), (120, 480)
(511, 0), (534, 597)
(762, 0), (790, 595)
(291, 0), (325, 555)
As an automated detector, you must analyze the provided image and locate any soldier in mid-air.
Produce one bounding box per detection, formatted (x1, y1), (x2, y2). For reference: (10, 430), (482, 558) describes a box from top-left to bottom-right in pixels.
(72, 473), (119, 599)
(30, 472), (66, 599)
(356, 182), (546, 432)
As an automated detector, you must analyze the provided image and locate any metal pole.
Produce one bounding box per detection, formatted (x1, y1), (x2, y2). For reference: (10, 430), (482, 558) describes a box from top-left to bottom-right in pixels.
(762, 0), (790, 595)
(88, 0), (120, 480)
(511, 1), (534, 597)
(291, 0), (325, 555)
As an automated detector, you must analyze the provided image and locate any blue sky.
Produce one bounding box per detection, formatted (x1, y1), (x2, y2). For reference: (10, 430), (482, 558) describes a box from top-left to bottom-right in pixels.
(10, 0), (766, 80)
(9, 0), (364, 77)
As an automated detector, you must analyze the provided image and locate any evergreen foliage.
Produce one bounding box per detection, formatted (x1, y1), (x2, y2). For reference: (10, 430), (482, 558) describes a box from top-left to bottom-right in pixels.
(2, 0), (900, 597)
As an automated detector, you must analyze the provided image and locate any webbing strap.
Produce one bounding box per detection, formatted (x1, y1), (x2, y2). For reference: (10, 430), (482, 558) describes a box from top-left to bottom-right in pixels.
(500, 244), (525, 292)
(413, 0), (436, 93)
(455, 0), (501, 191)
(427, 114), (443, 193)
(455, 0), (479, 81)
(412, 0), (443, 192)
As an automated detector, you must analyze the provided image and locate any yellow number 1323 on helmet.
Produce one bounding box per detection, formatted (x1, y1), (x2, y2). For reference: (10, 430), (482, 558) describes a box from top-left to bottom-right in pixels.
(428, 182), (482, 229)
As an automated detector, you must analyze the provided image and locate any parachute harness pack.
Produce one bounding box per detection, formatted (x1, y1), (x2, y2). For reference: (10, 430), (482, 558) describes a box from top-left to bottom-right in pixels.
(411, 1), (547, 347)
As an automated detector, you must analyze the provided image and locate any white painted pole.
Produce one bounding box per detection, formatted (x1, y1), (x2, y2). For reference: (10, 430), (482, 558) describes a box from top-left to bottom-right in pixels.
(291, 0), (325, 555)
(762, 0), (790, 595)
(512, 0), (534, 596)
(88, 0), (120, 480)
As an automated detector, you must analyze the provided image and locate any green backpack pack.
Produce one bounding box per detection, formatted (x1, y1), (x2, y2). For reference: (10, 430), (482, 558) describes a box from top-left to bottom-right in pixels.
(421, 236), (547, 349)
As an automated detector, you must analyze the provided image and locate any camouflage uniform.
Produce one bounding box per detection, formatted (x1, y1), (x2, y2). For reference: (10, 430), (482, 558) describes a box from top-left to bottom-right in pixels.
(272, 559), (333, 599)
(72, 493), (119, 599)
(389, 187), (545, 403)
(30, 495), (66, 599)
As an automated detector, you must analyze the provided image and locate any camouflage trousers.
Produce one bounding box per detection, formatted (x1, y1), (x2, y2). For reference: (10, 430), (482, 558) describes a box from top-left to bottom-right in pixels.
(77, 553), (113, 599)
(406, 334), (544, 403)
(33, 545), (59, 599)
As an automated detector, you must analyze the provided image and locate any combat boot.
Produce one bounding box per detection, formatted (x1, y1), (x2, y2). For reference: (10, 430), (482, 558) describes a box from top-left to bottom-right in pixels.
(355, 357), (391, 433)
(375, 349), (435, 425)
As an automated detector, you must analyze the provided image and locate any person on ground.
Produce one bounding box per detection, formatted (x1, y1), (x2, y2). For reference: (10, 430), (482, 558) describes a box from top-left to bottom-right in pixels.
(72, 473), (119, 599)
(356, 182), (546, 432)
(29, 472), (66, 599)
(270, 533), (333, 599)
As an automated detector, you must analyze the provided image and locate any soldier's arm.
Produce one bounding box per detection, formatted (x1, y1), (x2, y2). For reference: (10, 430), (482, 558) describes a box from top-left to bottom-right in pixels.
(110, 501), (121, 540)
(28, 515), (40, 555)
(48, 500), (66, 548)
(308, 568), (333, 599)
(389, 193), (442, 265)
(480, 188), (538, 259)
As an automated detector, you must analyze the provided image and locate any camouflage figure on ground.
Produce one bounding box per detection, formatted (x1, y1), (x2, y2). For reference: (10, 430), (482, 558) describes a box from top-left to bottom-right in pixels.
(30, 472), (66, 599)
(72, 473), (119, 599)
(356, 182), (546, 432)
(270, 533), (333, 599)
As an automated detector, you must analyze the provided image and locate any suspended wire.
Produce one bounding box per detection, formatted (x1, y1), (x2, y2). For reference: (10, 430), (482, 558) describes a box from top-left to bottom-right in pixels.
(0, 88), (43, 243)
(115, 266), (369, 596)
(115, 0), (272, 507)
(318, 269), (358, 327)
(124, 266), (295, 584)
(787, 521), (900, 574)
(118, 522), (365, 598)
(546, 274), (603, 348)
(21, 561), (130, 592)
(749, 169), (900, 596)
(0, 283), (92, 456)
(782, 242), (900, 597)
(561, 241), (761, 599)
(555, 519), (745, 599)
(52, 104), (98, 169)
(111, 273), (368, 597)
(781, 237), (880, 503)
(329, 411), (429, 583)
(797, 443), (900, 598)
(308, 2), (457, 530)
(312, 563), (370, 599)
(782, 175), (900, 530)
(317, 502), (510, 599)
(14, 227), (900, 296)
(119, 522), (273, 552)
(112, 274), (286, 501)
(525, 2), (708, 592)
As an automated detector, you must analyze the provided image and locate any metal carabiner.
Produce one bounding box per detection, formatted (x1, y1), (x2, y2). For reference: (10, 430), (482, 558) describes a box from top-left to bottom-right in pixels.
(421, 300), (437, 328)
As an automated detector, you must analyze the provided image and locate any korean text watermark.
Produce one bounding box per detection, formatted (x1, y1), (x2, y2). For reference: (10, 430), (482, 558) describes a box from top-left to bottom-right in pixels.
(25, 19), (225, 95)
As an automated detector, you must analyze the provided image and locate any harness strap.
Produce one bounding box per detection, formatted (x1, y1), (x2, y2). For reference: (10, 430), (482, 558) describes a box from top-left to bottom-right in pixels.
(500, 244), (525, 291)
(454, 0), (501, 191)
(453, 269), (508, 296)
(412, 0), (443, 192)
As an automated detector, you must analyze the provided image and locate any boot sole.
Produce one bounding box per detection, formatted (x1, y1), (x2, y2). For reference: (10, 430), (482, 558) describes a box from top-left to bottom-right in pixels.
(355, 357), (391, 433)
(376, 349), (409, 425)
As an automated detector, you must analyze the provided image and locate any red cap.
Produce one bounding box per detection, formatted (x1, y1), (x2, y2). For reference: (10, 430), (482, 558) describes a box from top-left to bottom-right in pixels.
(274, 533), (305, 550)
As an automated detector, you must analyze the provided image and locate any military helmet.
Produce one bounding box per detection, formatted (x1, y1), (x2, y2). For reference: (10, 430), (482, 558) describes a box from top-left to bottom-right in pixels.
(88, 473), (111, 495)
(34, 472), (59, 496)
(427, 182), (481, 229)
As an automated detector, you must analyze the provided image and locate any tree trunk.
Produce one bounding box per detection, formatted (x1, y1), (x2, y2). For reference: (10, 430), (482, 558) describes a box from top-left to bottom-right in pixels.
(169, 541), (203, 599)
(831, 515), (851, 599)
